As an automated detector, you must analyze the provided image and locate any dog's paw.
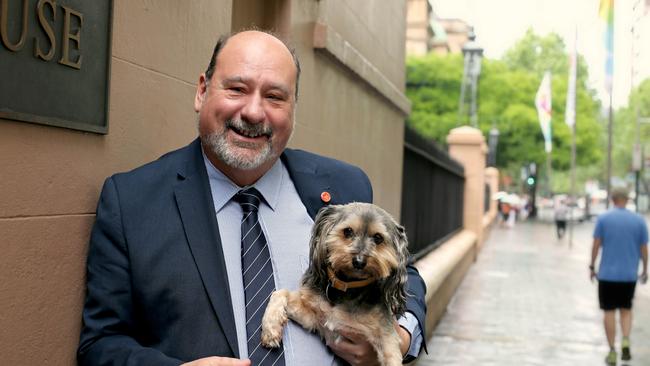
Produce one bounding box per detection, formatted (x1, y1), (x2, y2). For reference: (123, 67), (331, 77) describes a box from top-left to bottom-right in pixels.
(260, 325), (284, 348)
(260, 290), (289, 348)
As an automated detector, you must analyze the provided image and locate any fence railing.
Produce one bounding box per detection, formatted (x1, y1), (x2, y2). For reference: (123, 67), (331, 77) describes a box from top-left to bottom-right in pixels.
(401, 126), (465, 259)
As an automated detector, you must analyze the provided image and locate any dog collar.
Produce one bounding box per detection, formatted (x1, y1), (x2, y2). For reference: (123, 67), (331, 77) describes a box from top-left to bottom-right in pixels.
(327, 267), (375, 291)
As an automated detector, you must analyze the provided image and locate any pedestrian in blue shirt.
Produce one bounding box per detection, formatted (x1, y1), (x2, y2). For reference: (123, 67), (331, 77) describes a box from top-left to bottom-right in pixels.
(590, 187), (648, 365)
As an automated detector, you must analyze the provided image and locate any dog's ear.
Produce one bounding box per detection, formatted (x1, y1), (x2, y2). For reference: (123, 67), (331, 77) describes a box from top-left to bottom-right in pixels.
(304, 205), (341, 290)
(381, 222), (409, 315)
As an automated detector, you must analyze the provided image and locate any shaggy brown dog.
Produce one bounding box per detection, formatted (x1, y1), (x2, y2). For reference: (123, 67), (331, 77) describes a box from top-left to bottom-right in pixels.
(261, 202), (410, 366)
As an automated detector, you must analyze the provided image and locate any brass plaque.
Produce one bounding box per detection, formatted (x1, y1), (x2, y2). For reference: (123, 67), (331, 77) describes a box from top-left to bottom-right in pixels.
(0, 0), (112, 133)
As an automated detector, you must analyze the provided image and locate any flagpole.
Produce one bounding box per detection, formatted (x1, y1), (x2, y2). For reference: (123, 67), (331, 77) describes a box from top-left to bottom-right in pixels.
(546, 153), (552, 196)
(567, 27), (578, 248)
(606, 91), (613, 209)
(569, 120), (576, 247)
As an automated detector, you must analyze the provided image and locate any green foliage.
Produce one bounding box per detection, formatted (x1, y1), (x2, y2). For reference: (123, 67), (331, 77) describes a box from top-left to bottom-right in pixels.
(405, 29), (604, 193)
(612, 79), (650, 178)
(405, 53), (463, 141)
(503, 29), (568, 78)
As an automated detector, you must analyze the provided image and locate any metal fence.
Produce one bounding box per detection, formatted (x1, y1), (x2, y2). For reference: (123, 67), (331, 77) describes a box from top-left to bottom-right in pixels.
(484, 183), (491, 213)
(401, 126), (465, 260)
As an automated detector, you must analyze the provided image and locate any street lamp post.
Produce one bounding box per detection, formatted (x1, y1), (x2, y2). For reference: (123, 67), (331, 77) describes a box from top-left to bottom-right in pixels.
(488, 126), (500, 167)
(458, 27), (484, 127)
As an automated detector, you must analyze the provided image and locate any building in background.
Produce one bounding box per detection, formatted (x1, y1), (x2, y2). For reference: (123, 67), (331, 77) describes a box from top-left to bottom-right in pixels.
(405, 0), (471, 56)
(631, 0), (650, 87)
(433, 18), (471, 55)
(0, 1), (411, 364)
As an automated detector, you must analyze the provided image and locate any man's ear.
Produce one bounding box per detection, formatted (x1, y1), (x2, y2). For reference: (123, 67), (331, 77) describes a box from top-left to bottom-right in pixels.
(194, 74), (208, 112)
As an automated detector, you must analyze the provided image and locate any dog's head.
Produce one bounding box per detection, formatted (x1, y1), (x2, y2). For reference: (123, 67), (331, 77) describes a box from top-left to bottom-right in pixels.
(304, 202), (409, 314)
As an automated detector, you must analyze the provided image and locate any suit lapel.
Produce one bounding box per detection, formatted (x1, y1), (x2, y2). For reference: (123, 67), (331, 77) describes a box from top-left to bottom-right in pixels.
(281, 149), (335, 220)
(174, 139), (239, 357)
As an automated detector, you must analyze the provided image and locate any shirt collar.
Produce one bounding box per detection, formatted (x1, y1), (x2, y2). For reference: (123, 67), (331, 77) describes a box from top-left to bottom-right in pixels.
(202, 150), (283, 213)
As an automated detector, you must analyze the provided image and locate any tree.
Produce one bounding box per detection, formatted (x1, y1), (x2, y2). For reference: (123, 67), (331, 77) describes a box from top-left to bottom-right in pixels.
(405, 53), (463, 141)
(612, 79), (650, 179)
(405, 30), (604, 193)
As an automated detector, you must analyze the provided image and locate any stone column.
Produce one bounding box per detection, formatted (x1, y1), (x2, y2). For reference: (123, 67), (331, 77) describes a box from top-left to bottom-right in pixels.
(447, 126), (488, 248)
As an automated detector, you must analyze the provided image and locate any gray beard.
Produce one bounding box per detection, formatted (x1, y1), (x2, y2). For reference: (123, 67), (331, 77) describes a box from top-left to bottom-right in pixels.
(201, 119), (275, 170)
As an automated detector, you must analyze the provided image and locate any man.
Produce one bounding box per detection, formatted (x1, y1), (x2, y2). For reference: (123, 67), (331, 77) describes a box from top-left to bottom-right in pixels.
(590, 187), (648, 365)
(553, 198), (568, 239)
(78, 30), (426, 366)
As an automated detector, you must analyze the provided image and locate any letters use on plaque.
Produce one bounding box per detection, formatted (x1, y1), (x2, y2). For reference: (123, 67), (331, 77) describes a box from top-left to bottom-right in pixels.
(0, 0), (112, 133)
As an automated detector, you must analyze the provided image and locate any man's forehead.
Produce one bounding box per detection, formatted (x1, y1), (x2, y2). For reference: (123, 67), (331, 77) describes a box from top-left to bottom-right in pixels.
(219, 31), (294, 64)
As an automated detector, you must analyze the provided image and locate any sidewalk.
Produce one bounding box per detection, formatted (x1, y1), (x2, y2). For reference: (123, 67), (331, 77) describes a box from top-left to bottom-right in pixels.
(414, 219), (650, 366)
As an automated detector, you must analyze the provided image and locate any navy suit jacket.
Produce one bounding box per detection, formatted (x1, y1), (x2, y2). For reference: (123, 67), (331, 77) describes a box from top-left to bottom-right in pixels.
(78, 138), (426, 365)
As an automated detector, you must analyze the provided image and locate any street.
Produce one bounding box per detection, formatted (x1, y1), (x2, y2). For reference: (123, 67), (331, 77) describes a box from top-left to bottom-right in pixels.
(415, 218), (650, 366)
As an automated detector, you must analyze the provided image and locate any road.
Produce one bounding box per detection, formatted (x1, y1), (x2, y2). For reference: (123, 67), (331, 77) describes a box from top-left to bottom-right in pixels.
(414, 218), (650, 366)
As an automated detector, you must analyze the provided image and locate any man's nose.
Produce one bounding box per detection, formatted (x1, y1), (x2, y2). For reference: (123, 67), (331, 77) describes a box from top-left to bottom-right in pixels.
(240, 93), (265, 124)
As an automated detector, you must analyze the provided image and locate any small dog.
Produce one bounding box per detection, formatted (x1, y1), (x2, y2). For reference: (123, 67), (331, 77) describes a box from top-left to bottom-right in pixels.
(261, 202), (410, 366)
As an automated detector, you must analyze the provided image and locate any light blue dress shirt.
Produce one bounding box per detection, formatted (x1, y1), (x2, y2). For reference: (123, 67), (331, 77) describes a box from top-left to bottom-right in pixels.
(203, 153), (421, 365)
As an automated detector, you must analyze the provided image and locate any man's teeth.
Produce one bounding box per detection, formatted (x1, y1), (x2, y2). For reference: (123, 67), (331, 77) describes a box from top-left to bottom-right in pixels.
(233, 127), (262, 137)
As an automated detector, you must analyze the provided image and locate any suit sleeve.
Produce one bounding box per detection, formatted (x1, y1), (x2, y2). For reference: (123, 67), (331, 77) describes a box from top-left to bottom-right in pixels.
(77, 177), (182, 366)
(404, 264), (427, 355)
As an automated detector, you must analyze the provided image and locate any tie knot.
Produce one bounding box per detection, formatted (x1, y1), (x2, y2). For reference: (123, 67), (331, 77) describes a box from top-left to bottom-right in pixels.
(234, 188), (263, 213)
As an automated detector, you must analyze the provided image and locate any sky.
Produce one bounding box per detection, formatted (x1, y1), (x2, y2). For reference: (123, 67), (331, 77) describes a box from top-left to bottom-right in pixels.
(432, 0), (648, 108)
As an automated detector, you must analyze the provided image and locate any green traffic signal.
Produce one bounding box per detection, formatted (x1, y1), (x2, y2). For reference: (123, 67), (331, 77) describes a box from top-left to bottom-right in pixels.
(526, 176), (535, 186)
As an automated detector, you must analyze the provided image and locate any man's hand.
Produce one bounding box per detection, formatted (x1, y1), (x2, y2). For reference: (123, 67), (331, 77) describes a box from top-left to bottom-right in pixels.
(640, 272), (648, 284)
(589, 267), (597, 282)
(181, 357), (251, 366)
(395, 320), (412, 357)
(327, 327), (380, 366)
(327, 321), (410, 366)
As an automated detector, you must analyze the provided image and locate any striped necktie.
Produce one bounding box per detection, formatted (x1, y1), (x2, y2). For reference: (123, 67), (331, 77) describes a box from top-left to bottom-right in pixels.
(234, 188), (285, 366)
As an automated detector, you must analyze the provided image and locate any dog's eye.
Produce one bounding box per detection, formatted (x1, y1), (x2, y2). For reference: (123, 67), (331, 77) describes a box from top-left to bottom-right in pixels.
(373, 233), (384, 245)
(343, 227), (354, 238)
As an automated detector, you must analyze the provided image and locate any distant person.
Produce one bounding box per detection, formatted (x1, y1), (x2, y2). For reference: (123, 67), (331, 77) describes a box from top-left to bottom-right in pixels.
(554, 199), (568, 239)
(519, 196), (529, 220)
(500, 200), (511, 227)
(590, 187), (648, 365)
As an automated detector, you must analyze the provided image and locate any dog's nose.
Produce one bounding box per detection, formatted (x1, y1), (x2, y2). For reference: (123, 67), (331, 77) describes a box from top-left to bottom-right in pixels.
(352, 256), (366, 269)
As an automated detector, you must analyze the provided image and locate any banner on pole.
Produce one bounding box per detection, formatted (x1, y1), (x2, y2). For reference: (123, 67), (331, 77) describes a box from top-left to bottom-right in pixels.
(599, 0), (614, 92)
(565, 29), (577, 128)
(535, 71), (553, 153)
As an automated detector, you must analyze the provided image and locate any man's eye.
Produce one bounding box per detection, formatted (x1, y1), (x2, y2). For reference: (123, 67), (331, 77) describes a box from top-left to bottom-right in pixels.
(343, 227), (354, 238)
(266, 94), (283, 101)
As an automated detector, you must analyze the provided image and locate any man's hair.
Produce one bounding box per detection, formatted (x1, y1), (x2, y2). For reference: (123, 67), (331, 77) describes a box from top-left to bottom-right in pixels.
(204, 30), (301, 101)
(611, 187), (629, 201)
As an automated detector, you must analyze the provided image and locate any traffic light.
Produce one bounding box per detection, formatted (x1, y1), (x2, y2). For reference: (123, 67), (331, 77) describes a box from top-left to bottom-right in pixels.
(526, 175), (536, 186)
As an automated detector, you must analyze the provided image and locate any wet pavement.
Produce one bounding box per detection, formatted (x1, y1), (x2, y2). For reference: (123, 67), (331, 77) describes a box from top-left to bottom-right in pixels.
(414, 218), (650, 366)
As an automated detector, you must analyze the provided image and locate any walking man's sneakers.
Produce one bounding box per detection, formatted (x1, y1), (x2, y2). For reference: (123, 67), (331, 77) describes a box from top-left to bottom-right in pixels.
(605, 349), (617, 365)
(621, 337), (631, 361)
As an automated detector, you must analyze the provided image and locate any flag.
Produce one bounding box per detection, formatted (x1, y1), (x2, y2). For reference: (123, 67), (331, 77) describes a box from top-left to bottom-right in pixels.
(565, 29), (577, 128)
(599, 0), (614, 92)
(535, 71), (552, 153)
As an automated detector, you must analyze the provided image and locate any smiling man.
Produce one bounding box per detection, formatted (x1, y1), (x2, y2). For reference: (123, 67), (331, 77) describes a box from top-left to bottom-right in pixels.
(196, 32), (297, 186)
(78, 31), (426, 366)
